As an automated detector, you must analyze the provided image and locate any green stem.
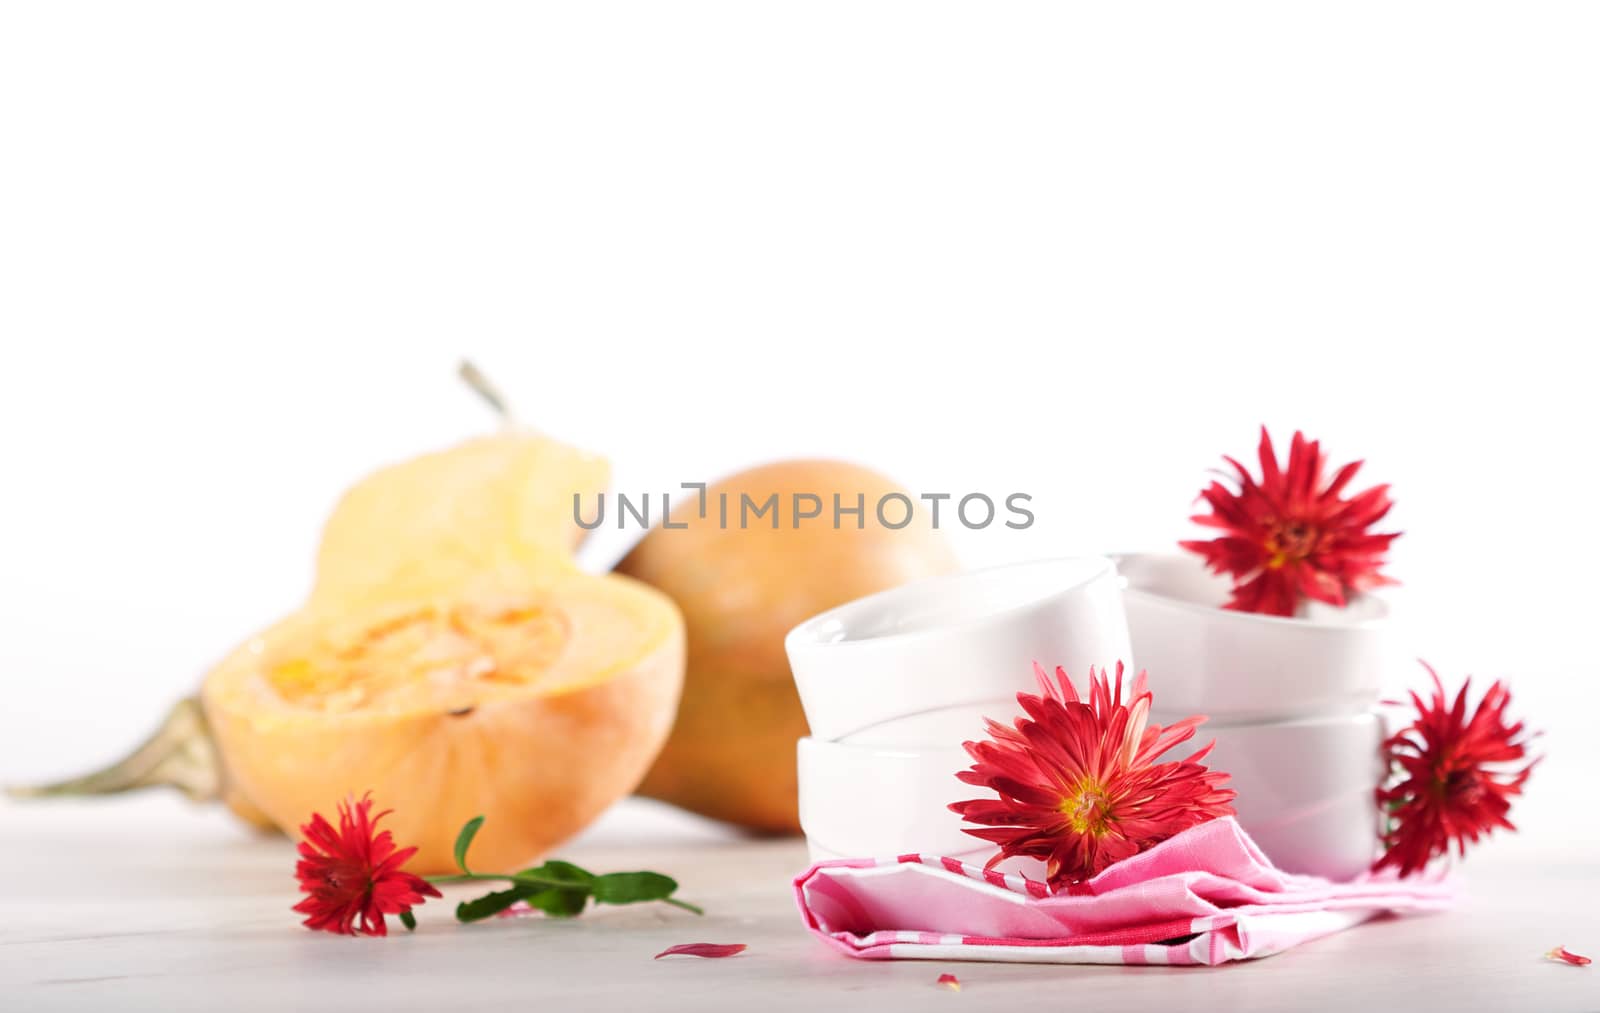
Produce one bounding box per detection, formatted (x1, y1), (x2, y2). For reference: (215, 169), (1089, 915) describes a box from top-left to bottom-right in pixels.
(425, 872), (565, 887)
(424, 872), (703, 915)
(6, 697), (222, 803)
(458, 359), (517, 426)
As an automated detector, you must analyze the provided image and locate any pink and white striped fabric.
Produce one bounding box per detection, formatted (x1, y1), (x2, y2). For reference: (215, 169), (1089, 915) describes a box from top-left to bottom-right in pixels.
(794, 817), (1453, 965)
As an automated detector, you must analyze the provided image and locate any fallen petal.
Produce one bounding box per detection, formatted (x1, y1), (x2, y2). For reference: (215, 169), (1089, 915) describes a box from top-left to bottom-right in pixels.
(937, 973), (962, 991)
(654, 943), (747, 960)
(1546, 946), (1592, 967)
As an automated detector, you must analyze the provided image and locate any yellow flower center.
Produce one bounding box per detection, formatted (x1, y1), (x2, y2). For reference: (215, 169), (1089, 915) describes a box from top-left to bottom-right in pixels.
(1264, 519), (1318, 569)
(1061, 778), (1112, 836)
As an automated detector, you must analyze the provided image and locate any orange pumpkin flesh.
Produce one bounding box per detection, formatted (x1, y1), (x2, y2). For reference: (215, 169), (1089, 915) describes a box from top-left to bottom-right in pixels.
(202, 570), (683, 873)
(617, 460), (958, 832)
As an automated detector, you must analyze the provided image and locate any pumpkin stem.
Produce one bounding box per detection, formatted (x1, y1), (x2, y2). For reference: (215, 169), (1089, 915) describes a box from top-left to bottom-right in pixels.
(6, 696), (222, 803)
(458, 358), (517, 425)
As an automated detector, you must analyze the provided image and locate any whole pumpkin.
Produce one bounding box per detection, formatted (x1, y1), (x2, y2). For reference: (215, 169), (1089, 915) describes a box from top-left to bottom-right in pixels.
(616, 460), (958, 832)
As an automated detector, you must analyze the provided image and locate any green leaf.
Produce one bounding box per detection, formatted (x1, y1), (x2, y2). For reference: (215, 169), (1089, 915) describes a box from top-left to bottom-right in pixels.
(522, 860), (595, 886)
(458, 865), (595, 922)
(523, 886), (590, 918)
(398, 909), (417, 932)
(513, 861), (593, 918)
(453, 815), (486, 873)
(447, 857), (686, 925)
(456, 884), (537, 923)
(591, 871), (679, 906)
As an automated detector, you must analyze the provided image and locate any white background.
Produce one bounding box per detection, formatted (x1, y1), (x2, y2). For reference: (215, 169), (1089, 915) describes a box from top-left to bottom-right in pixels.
(2, 3), (1595, 858)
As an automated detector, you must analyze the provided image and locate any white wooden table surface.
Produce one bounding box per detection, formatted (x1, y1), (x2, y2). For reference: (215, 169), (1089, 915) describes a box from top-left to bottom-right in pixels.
(3, 794), (1595, 1012)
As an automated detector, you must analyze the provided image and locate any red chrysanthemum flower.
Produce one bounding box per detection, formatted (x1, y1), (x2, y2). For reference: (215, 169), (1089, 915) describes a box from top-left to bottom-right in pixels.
(1180, 427), (1400, 617)
(1374, 663), (1538, 877)
(949, 662), (1236, 890)
(293, 793), (441, 936)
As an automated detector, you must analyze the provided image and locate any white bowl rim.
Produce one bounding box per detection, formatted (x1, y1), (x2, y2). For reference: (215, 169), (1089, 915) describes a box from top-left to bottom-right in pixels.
(798, 734), (973, 761)
(1112, 550), (1390, 631)
(785, 555), (1118, 654)
(1184, 709), (1385, 733)
(801, 708), (1382, 757)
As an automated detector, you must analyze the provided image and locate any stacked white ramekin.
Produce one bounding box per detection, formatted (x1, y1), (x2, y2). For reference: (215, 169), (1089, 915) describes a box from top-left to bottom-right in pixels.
(1116, 552), (1391, 881)
(785, 557), (1131, 875)
(786, 553), (1394, 882)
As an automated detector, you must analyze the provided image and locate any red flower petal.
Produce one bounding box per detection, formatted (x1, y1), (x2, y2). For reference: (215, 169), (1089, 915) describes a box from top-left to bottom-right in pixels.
(1547, 946), (1592, 967)
(293, 793), (439, 937)
(937, 973), (962, 991)
(950, 662), (1234, 891)
(1182, 427), (1399, 616)
(653, 943), (747, 959)
(1374, 663), (1537, 878)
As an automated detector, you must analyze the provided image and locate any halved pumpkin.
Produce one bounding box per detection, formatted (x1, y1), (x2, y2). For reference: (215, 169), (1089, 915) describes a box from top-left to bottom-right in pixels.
(311, 432), (610, 609)
(202, 569), (683, 873)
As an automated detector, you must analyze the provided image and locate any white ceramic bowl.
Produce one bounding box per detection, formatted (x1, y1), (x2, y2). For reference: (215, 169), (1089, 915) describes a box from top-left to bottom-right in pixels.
(837, 700), (1024, 748)
(1204, 710), (1385, 881)
(786, 556), (1131, 742)
(796, 736), (1045, 875)
(1115, 552), (1391, 722)
(799, 710), (1384, 882)
(796, 737), (979, 860)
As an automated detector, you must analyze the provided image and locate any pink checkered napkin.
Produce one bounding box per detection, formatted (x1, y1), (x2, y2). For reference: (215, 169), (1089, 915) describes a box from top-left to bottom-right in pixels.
(794, 817), (1454, 966)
